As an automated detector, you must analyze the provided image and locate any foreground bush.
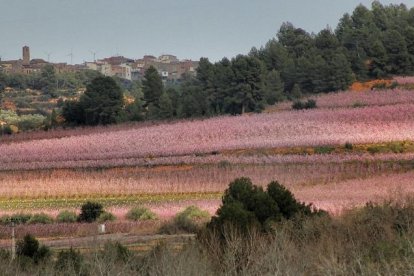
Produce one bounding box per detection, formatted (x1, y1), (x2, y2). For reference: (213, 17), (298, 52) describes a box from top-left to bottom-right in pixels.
(78, 201), (104, 223)
(208, 177), (325, 233)
(126, 207), (157, 221)
(200, 199), (414, 275)
(88, 242), (133, 275)
(101, 242), (131, 263)
(54, 248), (86, 275)
(16, 234), (51, 264)
(3, 200), (414, 275)
(56, 210), (78, 223)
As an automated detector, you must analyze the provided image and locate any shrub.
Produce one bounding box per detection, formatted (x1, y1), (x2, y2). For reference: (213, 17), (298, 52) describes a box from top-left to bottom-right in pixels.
(16, 234), (51, 264)
(0, 215), (12, 225)
(210, 201), (258, 231)
(54, 248), (85, 275)
(126, 207), (157, 221)
(208, 177), (326, 233)
(389, 81), (398, 89)
(98, 211), (116, 222)
(292, 99), (317, 110)
(388, 142), (404, 153)
(16, 234), (39, 259)
(9, 125), (18, 134)
(218, 160), (231, 168)
(305, 99), (316, 109)
(0, 249), (10, 261)
(56, 210), (78, 223)
(344, 142), (353, 150)
(393, 202), (414, 234)
(27, 213), (54, 224)
(159, 216), (199, 234)
(159, 206), (210, 234)
(1, 125), (13, 135)
(35, 245), (52, 264)
(102, 241), (131, 263)
(176, 206), (210, 221)
(0, 213), (32, 225)
(367, 145), (382, 154)
(17, 114), (46, 131)
(292, 101), (304, 110)
(267, 181), (304, 219)
(372, 82), (387, 90)
(314, 146), (335, 154)
(222, 178), (281, 224)
(352, 101), (367, 108)
(78, 201), (104, 223)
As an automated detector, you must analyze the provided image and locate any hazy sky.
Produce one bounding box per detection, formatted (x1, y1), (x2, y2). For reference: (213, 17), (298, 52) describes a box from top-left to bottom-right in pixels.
(1, 0), (414, 64)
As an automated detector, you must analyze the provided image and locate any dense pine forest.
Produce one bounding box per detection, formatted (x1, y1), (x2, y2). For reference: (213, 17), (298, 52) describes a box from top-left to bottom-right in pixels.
(120, 1), (414, 121)
(184, 1), (414, 116)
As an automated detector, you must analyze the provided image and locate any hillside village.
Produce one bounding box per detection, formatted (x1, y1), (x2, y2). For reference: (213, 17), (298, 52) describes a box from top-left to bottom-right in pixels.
(0, 46), (199, 83)
(0, 46), (198, 134)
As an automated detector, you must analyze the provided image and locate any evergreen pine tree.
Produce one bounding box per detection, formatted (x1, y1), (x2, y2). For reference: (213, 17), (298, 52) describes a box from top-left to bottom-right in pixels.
(142, 66), (164, 108)
(157, 92), (173, 119)
(264, 70), (284, 105)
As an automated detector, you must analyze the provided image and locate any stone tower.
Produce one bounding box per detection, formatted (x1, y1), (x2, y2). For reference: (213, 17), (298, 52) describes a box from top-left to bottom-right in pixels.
(22, 46), (30, 65)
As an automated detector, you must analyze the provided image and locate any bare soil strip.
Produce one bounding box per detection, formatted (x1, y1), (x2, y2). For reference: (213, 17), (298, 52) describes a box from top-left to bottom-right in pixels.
(0, 233), (196, 253)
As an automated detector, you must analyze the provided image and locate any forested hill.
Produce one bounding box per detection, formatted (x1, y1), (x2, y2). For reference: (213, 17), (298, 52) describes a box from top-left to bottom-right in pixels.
(188, 2), (414, 115)
(57, 2), (414, 126)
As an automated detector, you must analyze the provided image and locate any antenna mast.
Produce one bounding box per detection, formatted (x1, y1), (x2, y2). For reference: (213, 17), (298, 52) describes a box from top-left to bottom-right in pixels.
(67, 49), (73, 64)
(90, 51), (97, 62)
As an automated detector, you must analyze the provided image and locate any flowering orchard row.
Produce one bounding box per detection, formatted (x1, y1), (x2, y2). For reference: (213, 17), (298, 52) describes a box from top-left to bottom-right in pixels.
(297, 170), (414, 214)
(393, 76), (414, 84)
(304, 89), (414, 109)
(1, 149), (414, 171)
(3, 88), (412, 144)
(1, 103), (414, 170)
(0, 168), (412, 218)
(0, 160), (408, 199)
(273, 89), (414, 111)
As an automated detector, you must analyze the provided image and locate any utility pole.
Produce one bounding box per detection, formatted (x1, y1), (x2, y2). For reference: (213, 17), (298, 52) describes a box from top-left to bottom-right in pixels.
(11, 222), (15, 260)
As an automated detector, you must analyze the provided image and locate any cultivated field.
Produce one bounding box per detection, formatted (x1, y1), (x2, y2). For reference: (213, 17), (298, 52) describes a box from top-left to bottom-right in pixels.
(2, 86), (414, 223)
(272, 88), (414, 110)
(2, 102), (414, 170)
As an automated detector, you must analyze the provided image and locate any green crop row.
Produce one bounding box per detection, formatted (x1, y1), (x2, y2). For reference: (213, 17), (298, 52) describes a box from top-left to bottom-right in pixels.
(0, 192), (222, 210)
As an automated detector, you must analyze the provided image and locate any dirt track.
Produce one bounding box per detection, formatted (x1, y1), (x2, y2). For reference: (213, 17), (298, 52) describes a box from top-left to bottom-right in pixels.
(0, 233), (196, 253)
